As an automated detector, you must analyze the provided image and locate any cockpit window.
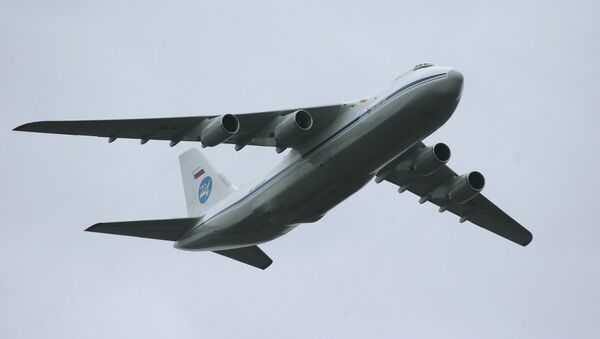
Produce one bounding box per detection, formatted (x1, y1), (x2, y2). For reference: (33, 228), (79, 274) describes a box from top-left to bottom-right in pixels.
(413, 63), (434, 70)
(392, 62), (435, 83)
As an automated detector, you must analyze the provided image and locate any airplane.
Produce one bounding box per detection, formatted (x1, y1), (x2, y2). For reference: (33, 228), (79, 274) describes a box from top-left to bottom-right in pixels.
(13, 63), (532, 269)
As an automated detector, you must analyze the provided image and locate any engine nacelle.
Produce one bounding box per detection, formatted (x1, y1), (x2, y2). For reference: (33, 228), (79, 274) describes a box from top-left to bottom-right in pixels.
(412, 143), (451, 175)
(448, 171), (485, 204)
(274, 110), (313, 146)
(200, 114), (240, 147)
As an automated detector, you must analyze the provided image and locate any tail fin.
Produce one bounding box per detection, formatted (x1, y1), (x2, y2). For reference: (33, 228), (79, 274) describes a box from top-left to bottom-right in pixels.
(179, 148), (235, 217)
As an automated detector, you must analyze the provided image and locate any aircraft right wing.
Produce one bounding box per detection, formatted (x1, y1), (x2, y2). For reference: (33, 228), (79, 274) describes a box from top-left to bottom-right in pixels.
(377, 142), (533, 246)
(13, 103), (345, 150)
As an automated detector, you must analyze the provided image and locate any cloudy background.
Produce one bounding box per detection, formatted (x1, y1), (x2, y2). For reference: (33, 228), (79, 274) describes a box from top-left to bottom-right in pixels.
(1, 1), (599, 338)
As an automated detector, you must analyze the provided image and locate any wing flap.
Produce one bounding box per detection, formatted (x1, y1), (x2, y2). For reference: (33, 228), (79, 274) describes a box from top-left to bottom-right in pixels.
(214, 246), (273, 270)
(86, 217), (200, 241)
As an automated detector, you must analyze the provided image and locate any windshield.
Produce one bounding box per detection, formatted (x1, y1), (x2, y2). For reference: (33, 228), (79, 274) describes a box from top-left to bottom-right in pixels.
(413, 62), (434, 70)
(392, 63), (436, 83)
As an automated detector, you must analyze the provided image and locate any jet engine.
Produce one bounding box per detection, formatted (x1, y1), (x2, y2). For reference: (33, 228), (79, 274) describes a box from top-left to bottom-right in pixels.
(274, 110), (313, 146)
(448, 171), (485, 204)
(200, 114), (240, 147)
(412, 143), (451, 175)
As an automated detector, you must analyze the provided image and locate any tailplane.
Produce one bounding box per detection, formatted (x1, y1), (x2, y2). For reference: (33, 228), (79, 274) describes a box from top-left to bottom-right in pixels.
(179, 148), (235, 217)
(214, 246), (273, 270)
(86, 217), (198, 241)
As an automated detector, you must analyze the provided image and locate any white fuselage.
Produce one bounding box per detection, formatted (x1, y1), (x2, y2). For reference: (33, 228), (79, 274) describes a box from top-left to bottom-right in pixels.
(176, 66), (464, 251)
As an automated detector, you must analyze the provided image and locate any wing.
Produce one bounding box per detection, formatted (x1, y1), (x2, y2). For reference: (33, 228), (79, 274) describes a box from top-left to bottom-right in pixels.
(378, 142), (532, 246)
(13, 103), (344, 149)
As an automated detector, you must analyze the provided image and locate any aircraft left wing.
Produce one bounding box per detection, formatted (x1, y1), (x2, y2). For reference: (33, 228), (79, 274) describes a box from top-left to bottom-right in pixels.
(376, 142), (532, 246)
(13, 103), (344, 150)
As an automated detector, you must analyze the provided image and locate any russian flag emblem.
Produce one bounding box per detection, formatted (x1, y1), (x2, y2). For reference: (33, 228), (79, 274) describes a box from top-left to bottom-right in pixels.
(193, 168), (205, 179)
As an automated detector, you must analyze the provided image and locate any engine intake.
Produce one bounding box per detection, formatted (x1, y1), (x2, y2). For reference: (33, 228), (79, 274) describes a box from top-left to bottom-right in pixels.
(274, 110), (313, 146)
(200, 114), (239, 147)
(412, 143), (451, 175)
(448, 171), (485, 204)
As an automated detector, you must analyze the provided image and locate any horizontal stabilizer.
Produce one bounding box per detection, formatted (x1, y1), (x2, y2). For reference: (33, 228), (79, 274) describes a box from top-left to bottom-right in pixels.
(214, 246), (273, 270)
(86, 217), (199, 241)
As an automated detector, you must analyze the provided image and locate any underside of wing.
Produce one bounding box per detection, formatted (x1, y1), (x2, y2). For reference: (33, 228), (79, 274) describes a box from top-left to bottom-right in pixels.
(14, 116), (205, 143)
(13, 103), (345, 150)
(378, 142), (532, 246)
(446, 195), (532, 246)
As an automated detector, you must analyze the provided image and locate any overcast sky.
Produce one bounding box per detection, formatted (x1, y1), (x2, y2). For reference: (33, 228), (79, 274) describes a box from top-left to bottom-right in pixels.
(1, 1), (599, 338)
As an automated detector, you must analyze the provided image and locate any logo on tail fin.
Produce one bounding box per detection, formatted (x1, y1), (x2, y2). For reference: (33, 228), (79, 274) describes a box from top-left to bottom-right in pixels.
(198, 176), (213, 204)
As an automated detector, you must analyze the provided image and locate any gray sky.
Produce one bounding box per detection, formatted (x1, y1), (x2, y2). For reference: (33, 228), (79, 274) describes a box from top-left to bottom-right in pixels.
(1, 1), (599, 338)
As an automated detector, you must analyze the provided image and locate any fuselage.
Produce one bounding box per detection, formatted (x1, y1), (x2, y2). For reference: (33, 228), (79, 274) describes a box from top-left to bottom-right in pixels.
(176, 65), (464, 251)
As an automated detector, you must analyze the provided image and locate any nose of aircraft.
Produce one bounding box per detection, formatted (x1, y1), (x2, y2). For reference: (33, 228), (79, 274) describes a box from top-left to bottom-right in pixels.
(436, 69), (463, 100)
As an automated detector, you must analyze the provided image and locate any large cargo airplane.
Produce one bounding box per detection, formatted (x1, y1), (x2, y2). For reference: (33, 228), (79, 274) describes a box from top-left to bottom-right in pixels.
(14, 63), (532, 269)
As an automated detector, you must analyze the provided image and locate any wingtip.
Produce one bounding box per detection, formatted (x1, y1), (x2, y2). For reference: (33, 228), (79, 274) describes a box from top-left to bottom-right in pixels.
(520, 231), (533, 247)
(260, 259), (274, 270)
(13, 121), (49, 132)
(13, 123), (30, 131)
(85, 224), (100, 232)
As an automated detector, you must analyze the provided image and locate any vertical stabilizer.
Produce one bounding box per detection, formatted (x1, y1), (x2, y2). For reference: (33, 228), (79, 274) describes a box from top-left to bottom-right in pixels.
(179, 149), (235, 217)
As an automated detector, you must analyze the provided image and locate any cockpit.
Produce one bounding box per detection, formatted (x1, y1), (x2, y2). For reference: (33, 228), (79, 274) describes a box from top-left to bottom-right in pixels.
(392, 63), (436, 83)
(413, 62), (434, 70)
